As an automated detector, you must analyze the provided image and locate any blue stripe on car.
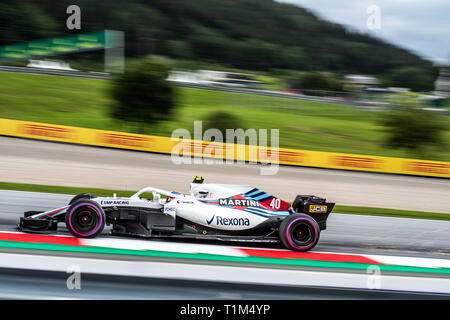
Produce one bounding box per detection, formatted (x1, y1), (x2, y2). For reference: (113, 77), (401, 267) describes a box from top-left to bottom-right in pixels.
(253, 193), (273, 201)
(245, 207), (290, 217)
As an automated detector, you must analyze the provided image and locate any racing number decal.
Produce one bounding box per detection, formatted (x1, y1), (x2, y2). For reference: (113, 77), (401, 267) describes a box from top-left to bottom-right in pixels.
(270, 198), (281, 210)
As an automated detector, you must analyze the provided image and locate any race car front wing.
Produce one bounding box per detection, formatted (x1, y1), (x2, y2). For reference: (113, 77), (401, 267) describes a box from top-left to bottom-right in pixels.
(18, 206), (68, 233)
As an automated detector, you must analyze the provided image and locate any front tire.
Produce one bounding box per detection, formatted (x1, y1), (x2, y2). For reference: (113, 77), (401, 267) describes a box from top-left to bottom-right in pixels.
(65, 200), (105, 238)
(279, 213), (320, 251)
(69, 193), (97, 205)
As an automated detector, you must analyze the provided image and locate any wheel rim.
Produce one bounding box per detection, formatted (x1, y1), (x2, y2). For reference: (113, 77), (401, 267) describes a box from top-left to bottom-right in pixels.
(77, 210), (95, 229)
(291, 223), (313, 244)
(286, 218), (318, 250)
(68, 203), (103, 237)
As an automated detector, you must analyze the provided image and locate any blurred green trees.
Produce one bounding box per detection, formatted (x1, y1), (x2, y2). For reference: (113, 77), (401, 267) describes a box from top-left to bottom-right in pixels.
(203, 111), (244, 138)
(381, 67), (437, 92)
(0, 0), (436, 89)
(110, 59), (175, 130)
(381, 107), (446, 156)
(0, 2), (58, 43)
(284, 71), (343, 92)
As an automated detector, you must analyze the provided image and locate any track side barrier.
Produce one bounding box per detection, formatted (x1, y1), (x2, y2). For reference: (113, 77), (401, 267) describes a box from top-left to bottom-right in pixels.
(0, 118), (448, 178)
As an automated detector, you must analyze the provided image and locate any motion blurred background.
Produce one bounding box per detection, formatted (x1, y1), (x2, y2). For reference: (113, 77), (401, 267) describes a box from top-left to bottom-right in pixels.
(0, 0), (449, 157)
(0, 0), (449, 300)
(0, 0), (449, 159)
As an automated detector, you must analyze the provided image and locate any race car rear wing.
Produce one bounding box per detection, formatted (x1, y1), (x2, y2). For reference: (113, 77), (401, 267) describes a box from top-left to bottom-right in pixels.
(291, 195), (335, 230)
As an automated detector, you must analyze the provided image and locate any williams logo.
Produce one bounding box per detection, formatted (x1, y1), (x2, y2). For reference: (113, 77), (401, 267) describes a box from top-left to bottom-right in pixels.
(219, 198), (261, 207)
(206, 215), (250, 226)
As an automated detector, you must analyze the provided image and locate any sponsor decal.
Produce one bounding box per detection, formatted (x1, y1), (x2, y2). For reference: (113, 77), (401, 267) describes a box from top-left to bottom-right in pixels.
(332, 155), (382, 169)
(406, 161), (450, 175)
(21, 124), (72, 140)
(206, 215), (215, 225)
(99, 132), (151, 148)
(259, 149), (305, 163)
(219, 198), (261, 207)
(163, 206), (176, 213)
(279, 150), (305, 163)
(100, 200), (129, 205)
(206, 215), (250, 226)
(309, 205), (327, 213)
(181, 141), (227, 157)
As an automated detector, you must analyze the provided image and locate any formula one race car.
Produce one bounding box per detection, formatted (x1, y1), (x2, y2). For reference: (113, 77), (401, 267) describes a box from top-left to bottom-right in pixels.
(19, 177), (335, 251)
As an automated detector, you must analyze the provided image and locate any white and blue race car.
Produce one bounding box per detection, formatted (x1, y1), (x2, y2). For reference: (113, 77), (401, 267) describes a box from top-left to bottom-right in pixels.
(19, 177), (334, 251)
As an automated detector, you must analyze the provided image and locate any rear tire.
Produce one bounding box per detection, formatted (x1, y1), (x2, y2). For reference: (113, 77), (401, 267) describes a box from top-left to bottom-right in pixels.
(279, 213), (320, 251)
(65, 200), (105, 238)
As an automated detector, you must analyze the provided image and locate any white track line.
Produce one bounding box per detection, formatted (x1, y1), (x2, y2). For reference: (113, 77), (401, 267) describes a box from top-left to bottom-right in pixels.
(0, 252), (448, 294)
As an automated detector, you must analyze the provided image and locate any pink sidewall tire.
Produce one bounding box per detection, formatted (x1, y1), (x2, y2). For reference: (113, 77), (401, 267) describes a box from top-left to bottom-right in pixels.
(279, 213), (320, 252)
(65, 200), (105, 238)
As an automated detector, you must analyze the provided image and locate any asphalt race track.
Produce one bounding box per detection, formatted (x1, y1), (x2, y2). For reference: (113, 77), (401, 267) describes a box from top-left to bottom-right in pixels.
(0, 190), (449, 298)
(0, 136), (449, 298)
(0, 135), (449, 257)
(0, 136), (449, 212)
(0, 190), (449, 259)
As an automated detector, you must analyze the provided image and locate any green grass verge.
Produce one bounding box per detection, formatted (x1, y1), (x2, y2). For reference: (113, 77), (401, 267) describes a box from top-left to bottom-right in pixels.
(0, 181), (136, 198)
(0, 72), (449, 161)
(1, 181), (448, 221)
(334, 205), (450, 221)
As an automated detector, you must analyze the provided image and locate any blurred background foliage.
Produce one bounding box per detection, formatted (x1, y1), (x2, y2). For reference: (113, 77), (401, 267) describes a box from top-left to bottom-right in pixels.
(0, 0), (438, 91)
(381, 106), (446, 156)
(0, 0), (447, 160)
(203, 111), (245, 139)
(110, 58), (176, 132)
